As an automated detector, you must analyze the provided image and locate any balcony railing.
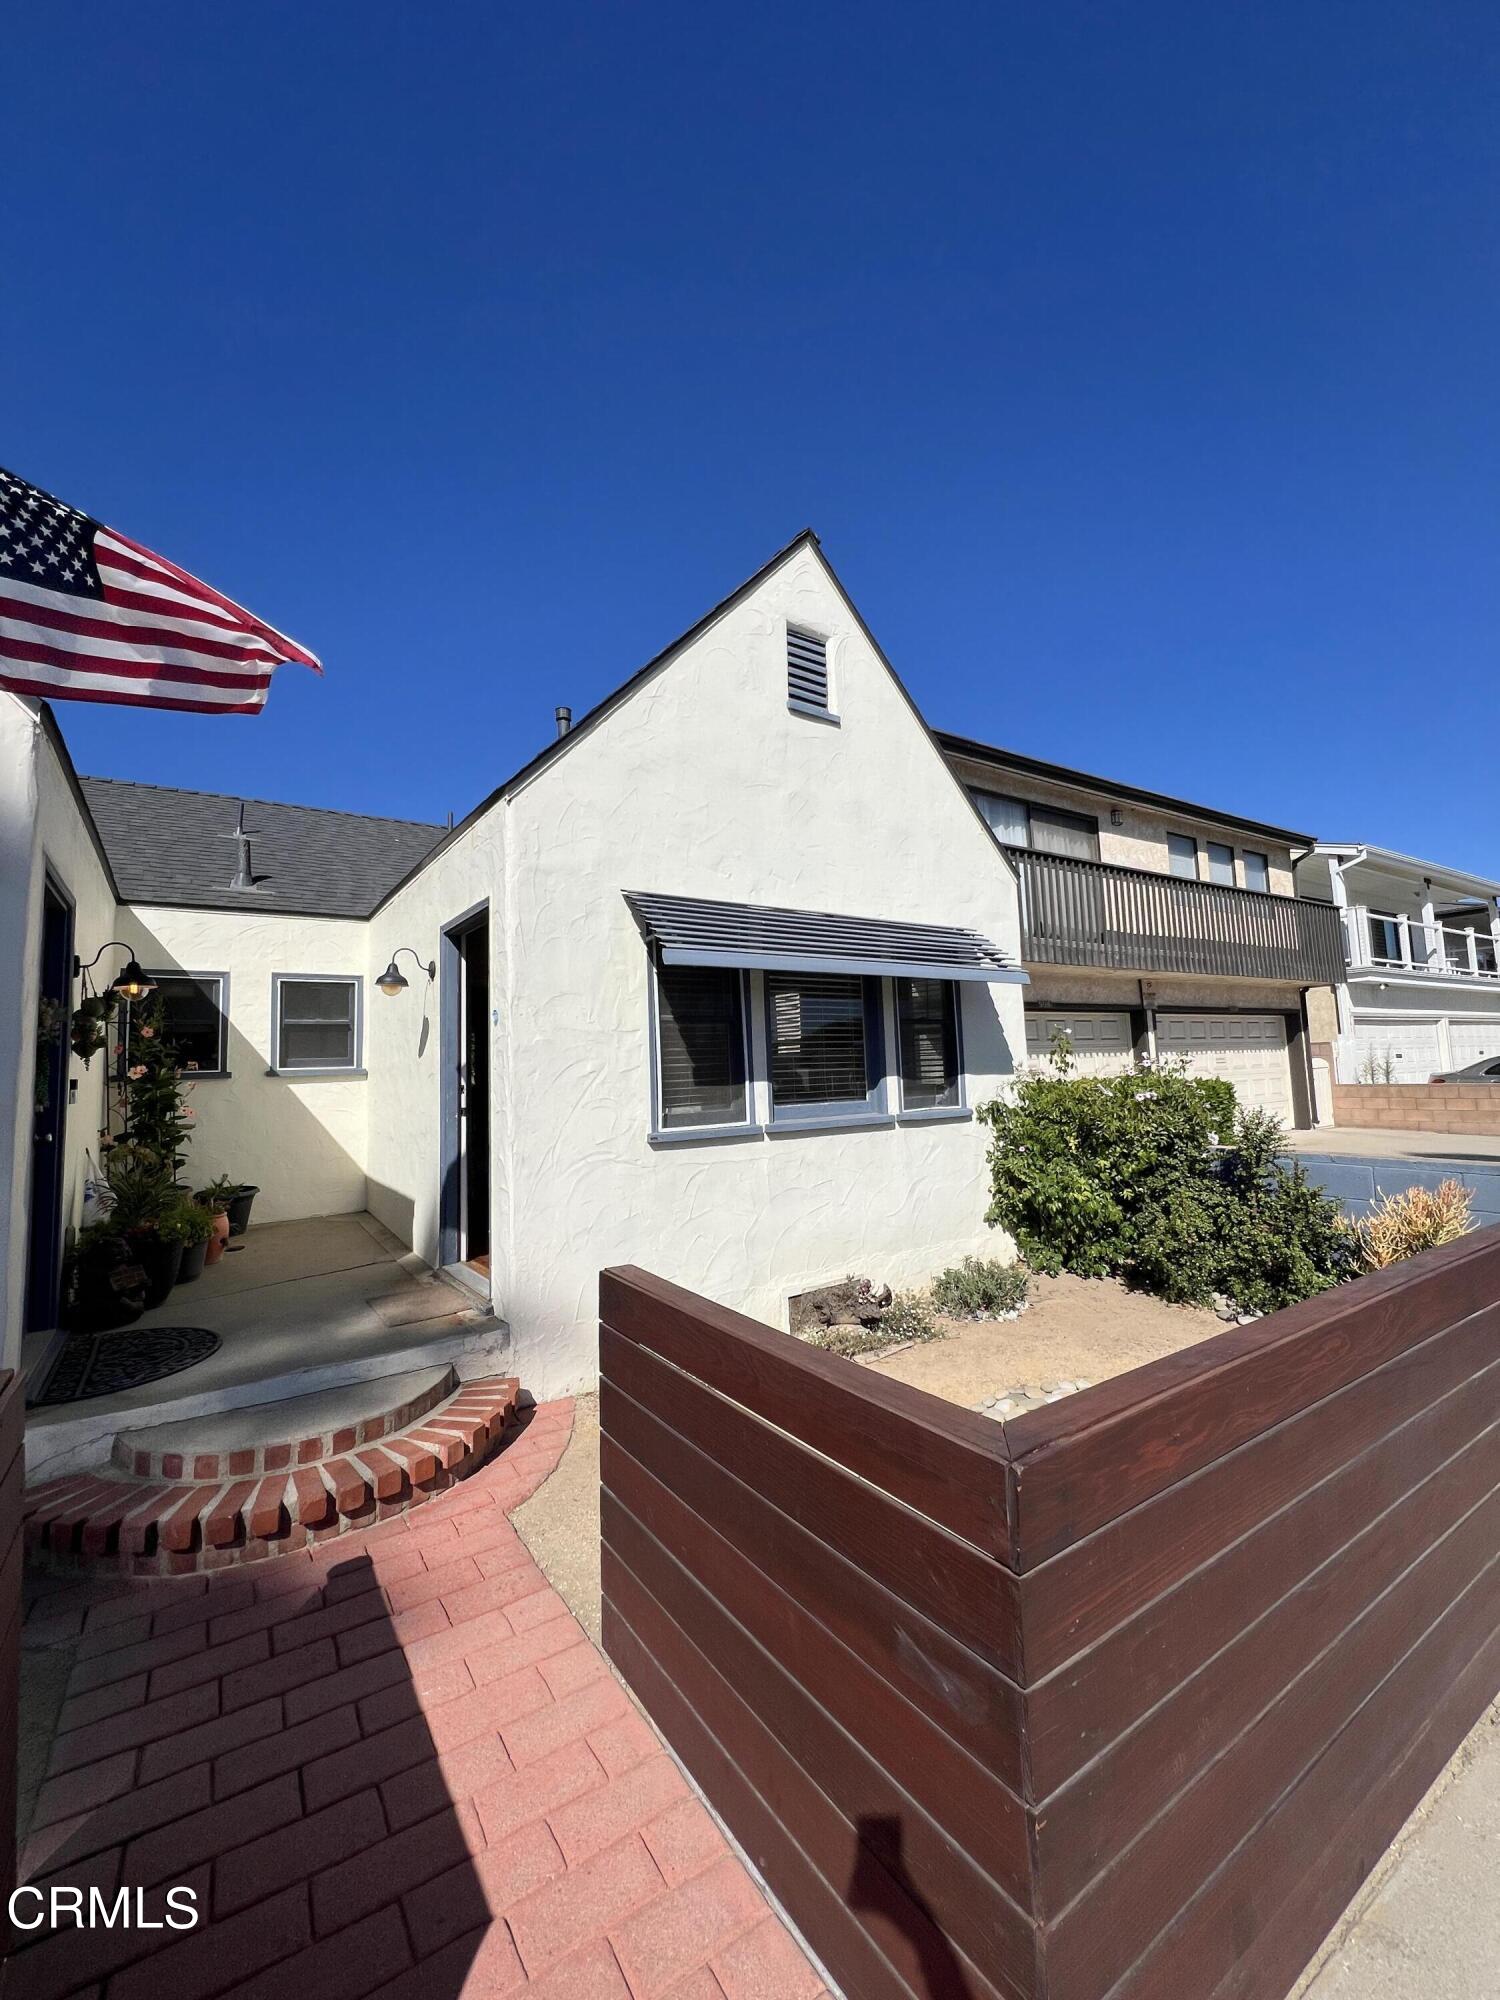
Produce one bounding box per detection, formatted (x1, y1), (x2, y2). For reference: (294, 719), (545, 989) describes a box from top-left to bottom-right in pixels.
(1350, 907), (1500, 982)
(1007, 847), (1348, 984)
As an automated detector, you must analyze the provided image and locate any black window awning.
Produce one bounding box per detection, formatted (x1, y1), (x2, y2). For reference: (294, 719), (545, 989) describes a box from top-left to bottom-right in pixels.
(624, 891), (1028, 984)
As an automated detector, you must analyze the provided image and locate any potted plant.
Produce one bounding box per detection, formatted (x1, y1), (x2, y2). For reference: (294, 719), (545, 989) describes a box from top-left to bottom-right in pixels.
(70, 993), (114, 1067)
(100, 1142), (183, 1309)
(68, 1221), (147, 1333)
(169, 1194), (216, 1284)
(197, 1176), (235, 1265)
(223, 1182), (260, 1237)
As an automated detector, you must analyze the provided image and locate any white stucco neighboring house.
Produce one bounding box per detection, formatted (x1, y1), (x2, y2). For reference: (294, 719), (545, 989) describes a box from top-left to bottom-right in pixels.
(1296, 843), (1500, 1084)
(6, 534), (1033, 1399)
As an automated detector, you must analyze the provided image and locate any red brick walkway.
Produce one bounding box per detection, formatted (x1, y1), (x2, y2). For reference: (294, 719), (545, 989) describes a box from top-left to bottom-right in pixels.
(16, 1401), (829, 2000)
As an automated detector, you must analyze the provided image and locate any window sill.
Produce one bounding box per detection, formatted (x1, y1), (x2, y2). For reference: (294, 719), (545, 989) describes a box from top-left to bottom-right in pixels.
(896, 1106), (972, 1125)
(266, 1067), (368, 1079)
(787, 699), (841, 726)
(766, 1112), (895, 1136)
(180, 1070), (232, 1082)
(649, 1122), (765, 1147)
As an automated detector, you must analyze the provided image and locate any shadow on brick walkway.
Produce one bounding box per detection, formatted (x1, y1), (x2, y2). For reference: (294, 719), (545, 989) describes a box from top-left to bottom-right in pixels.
(13, 1402), (827, 1999)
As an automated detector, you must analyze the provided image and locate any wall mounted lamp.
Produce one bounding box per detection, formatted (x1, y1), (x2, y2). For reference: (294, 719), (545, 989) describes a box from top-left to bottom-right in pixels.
(73, 942), (157, 1000)
(377, 948), (436, 998)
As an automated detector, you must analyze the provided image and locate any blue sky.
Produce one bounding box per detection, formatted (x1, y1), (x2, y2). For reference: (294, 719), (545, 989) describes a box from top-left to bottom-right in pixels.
(7, 4), (1497, 865)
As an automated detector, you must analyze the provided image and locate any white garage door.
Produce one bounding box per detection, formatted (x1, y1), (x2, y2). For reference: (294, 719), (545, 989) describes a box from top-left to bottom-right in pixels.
(1342, 1021), (1443, 1084)
(1156, 1013), (1295, 1122)
(1448, 1023), (1500, 1069)
(1025, 1010), (1135, 1076)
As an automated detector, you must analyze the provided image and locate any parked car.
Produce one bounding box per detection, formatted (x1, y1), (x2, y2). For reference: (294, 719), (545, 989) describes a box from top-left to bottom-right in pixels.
(1430, 1056), (1500, 1084)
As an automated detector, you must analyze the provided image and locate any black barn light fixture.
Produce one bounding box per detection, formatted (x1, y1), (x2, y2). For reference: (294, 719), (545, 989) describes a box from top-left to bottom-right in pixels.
(377, 948), (436, 998)
(74, 942), (157, 1000)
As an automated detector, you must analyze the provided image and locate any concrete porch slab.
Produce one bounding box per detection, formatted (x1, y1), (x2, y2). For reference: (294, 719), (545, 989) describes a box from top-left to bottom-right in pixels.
(26, 1213), (511, 1485)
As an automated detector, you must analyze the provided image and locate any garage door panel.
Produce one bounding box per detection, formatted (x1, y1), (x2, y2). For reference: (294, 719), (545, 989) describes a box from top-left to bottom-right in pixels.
(1025, 1011), (1135, 1076)
(1448, 1024), (1500, 1068)
(1343, 1022), (1442, 1084)
(1157, 1013), (1294, 1122)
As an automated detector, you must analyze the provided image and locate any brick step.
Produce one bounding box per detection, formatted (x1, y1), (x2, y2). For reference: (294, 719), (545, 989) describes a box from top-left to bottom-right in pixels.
(110, 1364), (459, 1481)
(24, 1375), (522, 1576)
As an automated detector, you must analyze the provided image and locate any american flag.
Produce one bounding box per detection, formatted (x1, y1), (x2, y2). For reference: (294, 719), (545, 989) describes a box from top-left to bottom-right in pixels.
(0, 466), (321, 714)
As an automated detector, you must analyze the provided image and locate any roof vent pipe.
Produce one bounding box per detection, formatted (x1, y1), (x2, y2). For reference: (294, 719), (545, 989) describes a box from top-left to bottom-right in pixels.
(555, 706), (572, 739)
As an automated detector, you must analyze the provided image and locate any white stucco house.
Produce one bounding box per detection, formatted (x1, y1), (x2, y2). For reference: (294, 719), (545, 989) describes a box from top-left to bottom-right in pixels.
(1295, 843), (1500, 1083)
(4, 530), (1354, 1415)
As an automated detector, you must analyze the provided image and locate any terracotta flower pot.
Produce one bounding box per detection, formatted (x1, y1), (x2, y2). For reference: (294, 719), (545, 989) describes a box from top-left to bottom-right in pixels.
(204, 1209), (230, 1265)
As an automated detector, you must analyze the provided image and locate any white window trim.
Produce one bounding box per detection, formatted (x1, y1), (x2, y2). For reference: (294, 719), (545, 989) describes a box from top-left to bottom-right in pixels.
(145, 968), (230, 1077)
(269, 972), (365, 1077)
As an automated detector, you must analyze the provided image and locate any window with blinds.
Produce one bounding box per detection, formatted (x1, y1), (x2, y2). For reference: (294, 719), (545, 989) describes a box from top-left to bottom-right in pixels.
(766, 972), (877, 1114)
(896, 978), (960, 1110)
(274, 976), (361, 1072)
(655, 965), (748, 1128)
(150, 972), (227, 1074)
(787, 627), (830, 712)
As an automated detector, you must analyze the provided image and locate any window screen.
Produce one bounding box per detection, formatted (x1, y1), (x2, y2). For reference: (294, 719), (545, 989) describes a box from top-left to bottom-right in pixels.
(1029, 806), (1099, 861)
(787, 627), (829, 710)
(1167, 833), (1198, 880)
(276, 978), (358, 1070)
(766, 972), (873, 1111)
(897, 978), (960, 1110)
(1206, 842), (1236, 886)
(1242, 850), (1270, 893)
(656, 965), (747, 1128)
(971, 791), (1030, 845)
(150, 974), (226, 1073)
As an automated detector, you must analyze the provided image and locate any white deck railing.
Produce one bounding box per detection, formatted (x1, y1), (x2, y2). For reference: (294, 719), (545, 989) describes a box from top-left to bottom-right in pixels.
(1347, 906), (1500, 981)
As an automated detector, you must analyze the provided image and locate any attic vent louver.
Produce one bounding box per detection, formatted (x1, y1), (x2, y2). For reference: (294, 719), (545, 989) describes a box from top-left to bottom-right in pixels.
(787, 627), (829, 712)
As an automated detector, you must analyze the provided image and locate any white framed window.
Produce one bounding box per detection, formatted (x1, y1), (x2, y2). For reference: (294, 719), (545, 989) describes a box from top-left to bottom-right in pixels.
(1242, 850), (1270, 893)
(652, 962), (751, 1132)
(271, 974), (363, 1074)
(765, 972), (886, 1124)
(1167, 833), (1199, 880)
(895, 978), (962, 1111)
(147, 971), (229, 1075)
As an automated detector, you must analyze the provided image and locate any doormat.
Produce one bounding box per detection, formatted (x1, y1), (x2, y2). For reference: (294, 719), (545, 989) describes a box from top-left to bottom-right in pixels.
(36, 1326), (221, 1406)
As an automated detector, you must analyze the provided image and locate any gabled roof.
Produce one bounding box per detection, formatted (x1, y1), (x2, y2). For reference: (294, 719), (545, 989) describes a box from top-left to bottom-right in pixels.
(936, 731), (1316, 850)
(78, 776), (446, 918)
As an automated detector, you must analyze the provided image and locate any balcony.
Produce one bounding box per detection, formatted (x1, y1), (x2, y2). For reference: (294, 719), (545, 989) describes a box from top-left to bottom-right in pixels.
(1007, 847), (1348, 984)
(1348, 907), (1500, 983)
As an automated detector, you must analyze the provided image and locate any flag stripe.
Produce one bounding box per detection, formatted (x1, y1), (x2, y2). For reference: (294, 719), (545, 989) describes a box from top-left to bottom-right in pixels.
(0, 629), (274, 692)
(0, 671), (262, 715)
(0, 588), (283, 666)
(104, 532), (321, 669)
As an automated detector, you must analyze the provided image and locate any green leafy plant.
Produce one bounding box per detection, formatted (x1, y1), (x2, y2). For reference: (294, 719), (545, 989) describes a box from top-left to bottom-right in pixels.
(70, 993), (114, 1066)
(99, 1141), (179, 1232)
(979, 1064), (1356, 1314)
(112, 995), (195, 1179)
(879, 1291), (942, 1344)
(196, 1174), (238, 1211)
(931, 1256), (1030, 1319)
(152, 1192), (215, 1247)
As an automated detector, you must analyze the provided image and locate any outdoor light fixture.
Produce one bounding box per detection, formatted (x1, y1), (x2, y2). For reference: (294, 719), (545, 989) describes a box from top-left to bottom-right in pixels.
(377, 948), (436, 998)
(73, 942), (157, 1000)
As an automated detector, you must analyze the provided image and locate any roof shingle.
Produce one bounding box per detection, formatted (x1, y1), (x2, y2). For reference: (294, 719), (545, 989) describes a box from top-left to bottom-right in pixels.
(78, 777), (446, 918)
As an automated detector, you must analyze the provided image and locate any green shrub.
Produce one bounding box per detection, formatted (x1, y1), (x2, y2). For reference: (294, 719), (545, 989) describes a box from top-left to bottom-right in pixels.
(979, 1065), (1356, 1314)
(931, 1257), (1029, 1319)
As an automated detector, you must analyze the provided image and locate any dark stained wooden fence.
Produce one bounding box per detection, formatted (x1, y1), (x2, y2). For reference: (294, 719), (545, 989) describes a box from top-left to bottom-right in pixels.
(0, 1370), (22, 1909)
(600, 1232), (1500, 2000)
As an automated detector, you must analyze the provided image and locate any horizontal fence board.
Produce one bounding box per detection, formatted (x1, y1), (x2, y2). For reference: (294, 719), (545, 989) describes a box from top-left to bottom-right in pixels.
(1007, 1229), (1500, 1564)
(1045, 1484), (1500, 1995)
(600, 1325), (1021, 1677)
(604, 1558), (1018, 2000)
(1037, 1400), (1500, 1896)
(601, 1266), (1012, 1558)
(601, 1434), (1030, 1892)
(1027, 1322), (1500, 1784)
(1106, 1547), (1500, 2000)
(1021, 1296), (1500, 1687)
(599, 1374), (1024, 1783)
(602, 1492), (1035, 1981)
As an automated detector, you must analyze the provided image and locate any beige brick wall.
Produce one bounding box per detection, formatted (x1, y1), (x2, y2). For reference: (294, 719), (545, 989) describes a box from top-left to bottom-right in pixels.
(1331, 1083), (1500, 1136)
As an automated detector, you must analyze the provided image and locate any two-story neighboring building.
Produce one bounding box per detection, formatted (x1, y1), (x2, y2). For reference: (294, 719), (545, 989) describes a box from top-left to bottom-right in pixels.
(1295, 843), (1500, 1084)
(938, 734), (1348, 1125)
